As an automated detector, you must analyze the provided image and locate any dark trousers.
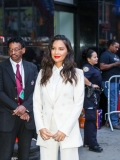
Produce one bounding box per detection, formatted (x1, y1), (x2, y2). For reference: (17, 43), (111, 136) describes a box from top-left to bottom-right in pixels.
(0, 116), (34, 160)
(84, 109), (98, 147)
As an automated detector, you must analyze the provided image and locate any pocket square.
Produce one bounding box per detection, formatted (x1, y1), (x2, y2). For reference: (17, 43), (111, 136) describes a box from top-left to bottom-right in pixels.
(31, 80), (34, 85)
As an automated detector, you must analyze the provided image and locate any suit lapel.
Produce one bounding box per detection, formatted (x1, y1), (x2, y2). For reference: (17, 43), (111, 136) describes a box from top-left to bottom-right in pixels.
(5, 59), (16, 83)
(45, 78), (64, 105)
(45, 66), (64, 104)
(54, 77), (64, 103)
(22, 60), (29, 85)
(46, 80), (54, 105)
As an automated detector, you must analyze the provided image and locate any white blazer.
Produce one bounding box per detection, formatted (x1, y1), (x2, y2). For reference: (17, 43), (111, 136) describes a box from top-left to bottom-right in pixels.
(33, 68), (84, 149)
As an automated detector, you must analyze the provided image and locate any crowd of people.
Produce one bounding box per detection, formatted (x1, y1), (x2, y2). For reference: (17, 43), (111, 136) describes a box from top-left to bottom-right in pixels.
(0, 35), (120, 159)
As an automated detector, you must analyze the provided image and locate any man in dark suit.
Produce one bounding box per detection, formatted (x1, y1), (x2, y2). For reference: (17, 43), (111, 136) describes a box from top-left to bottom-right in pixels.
(0, 37), (38, 159)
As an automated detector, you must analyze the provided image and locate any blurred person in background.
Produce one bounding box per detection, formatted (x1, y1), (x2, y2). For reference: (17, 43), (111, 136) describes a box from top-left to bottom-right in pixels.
(82, 49), (103, 152)
(100, 40), (120, 130)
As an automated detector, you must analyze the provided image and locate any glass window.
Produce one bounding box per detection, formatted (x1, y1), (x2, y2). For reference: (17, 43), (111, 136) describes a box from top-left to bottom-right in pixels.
(79, 2), (98, 51)
(19, 0), (33, 38)
(0, 0), (54, 65)
(4, 0), (18, 37)
(0, 8), (3, 35)
(2, 0), (54, 44)
(99, 1), (120, 54)
(54, 0), (74, 4)
(0, 6), (3, 53)
(54, 11), (74, 47)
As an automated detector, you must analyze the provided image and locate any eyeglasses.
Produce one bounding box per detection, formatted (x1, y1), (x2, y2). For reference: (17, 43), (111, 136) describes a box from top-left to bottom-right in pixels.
(8, 48), (23, 53)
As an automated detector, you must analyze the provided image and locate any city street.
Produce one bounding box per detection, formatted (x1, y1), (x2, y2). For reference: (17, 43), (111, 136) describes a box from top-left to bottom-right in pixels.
(79, 126), (120, 160)
(11, 126), (120, 160)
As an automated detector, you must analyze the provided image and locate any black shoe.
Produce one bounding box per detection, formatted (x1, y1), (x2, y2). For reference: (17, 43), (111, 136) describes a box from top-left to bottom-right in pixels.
(113, 124), (120, 130)
(83, 144), (89, 147)
(89, 146), (103, 152)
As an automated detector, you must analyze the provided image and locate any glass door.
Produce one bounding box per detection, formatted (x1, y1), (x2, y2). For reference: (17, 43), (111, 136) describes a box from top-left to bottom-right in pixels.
(54, 11), (74, 47)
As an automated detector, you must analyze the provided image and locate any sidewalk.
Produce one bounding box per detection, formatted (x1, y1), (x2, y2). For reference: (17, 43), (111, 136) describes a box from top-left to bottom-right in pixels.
(79, 126), (120, 160)
(12, 125), (118, 160)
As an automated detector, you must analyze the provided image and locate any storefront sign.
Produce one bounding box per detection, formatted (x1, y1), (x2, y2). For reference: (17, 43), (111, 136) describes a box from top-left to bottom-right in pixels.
(101, 23), (110, 31)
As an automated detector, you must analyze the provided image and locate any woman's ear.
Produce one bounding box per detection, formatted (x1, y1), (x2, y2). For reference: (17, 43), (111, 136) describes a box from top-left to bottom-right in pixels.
(87, 58), (90, 63)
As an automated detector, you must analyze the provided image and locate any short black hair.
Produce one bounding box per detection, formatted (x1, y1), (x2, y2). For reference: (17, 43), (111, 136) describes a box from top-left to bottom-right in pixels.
(107, 39), (118, 48)
(7, 37), (25, 48)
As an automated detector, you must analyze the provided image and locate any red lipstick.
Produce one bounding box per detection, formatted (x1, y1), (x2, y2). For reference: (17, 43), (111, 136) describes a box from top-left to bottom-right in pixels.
(54, 56), (60, 59)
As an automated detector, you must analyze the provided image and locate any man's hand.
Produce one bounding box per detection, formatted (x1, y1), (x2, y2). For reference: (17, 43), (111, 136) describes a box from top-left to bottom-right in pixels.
(40, 128), (53, 141)
(52, 130), (66, 142)
(115, 62), (120, 66)
(12, 105), (26, 116)
(20, 113), (30, 122)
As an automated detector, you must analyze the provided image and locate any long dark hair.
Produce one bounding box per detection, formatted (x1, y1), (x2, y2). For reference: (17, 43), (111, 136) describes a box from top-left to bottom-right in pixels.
(41, 35), (77, 86)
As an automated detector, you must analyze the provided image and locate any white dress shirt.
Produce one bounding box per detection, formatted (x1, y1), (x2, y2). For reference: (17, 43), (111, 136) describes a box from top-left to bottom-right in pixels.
(49, 65), (63, 102)
(10, 58), (25, 89)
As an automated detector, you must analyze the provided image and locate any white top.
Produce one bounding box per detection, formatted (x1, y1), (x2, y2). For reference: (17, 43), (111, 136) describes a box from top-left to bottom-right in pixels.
(49, 65), (63, 101)
(33, 68), (84, 148)
(10, 58), (25, 89)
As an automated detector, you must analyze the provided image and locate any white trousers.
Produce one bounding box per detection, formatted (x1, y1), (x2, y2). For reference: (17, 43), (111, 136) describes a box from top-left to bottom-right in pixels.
(40, 145), (79, 160)
(40, 115), (79, 160)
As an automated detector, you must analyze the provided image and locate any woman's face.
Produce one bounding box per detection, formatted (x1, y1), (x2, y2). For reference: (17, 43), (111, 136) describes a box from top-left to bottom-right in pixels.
(51, 40), (68, 68)
(87, 52), (98, 65)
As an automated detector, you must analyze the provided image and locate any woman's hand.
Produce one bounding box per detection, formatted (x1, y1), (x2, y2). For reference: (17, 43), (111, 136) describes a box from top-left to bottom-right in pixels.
(92, 84), (99, 88)
(40, 128), (53, 141)
(52, 130), (66, 142)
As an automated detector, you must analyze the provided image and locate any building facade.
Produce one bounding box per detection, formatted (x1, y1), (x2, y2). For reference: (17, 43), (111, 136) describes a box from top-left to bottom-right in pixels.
(0, 0), (120, 68)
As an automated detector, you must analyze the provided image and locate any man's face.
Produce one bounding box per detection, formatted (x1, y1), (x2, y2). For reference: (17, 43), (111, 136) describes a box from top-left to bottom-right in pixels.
(110, 42), (119, 53)
(8, 42), (25, 63)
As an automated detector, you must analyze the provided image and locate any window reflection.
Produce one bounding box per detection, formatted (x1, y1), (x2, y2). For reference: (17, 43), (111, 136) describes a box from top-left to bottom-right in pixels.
(99, 2), (120, 50)
(54, 11), (74, 48)
(3, 0), (54, 42)
(20, 6), (33, 37)
(5, 11), (18, 36)
(0, 8), (3, 35)
(54, 0), (74, 4)
(0, 0), (54, 60)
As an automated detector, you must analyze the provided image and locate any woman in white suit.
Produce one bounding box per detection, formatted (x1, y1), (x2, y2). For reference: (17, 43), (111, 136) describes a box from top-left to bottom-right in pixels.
(33, 35), (84, 160)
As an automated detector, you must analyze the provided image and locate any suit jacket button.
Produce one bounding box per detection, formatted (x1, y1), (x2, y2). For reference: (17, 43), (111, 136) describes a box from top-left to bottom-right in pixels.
(15, 97), (17, 100)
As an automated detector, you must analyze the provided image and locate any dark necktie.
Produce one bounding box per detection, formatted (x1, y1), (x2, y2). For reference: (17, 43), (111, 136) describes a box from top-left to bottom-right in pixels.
(16, 64), (23, 105)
